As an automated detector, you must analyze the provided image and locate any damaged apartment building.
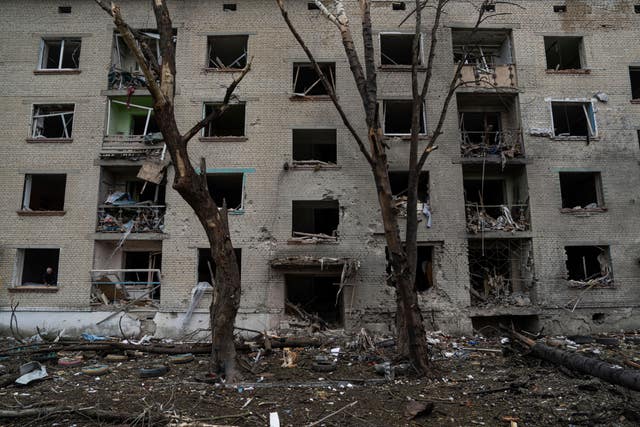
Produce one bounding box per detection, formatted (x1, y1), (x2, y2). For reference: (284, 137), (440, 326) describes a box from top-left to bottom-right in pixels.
(1, 0), (640, 338)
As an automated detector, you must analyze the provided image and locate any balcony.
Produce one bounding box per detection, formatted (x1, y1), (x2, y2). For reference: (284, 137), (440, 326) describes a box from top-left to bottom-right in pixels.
(90, 268), (161, 306)
(97, 203), (165, 234)
(456, 64), (517, 90)
(460, 129), (523, 159)
(465, 203), (529, 234)
(101, 134), (165, 159)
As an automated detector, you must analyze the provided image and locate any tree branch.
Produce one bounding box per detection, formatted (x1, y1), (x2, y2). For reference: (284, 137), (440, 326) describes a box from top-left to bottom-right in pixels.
(359, 0), (377, 125)
(182, 61), (252, 144)
(151, 0), (177, 99)
(277, 0), (373, 165)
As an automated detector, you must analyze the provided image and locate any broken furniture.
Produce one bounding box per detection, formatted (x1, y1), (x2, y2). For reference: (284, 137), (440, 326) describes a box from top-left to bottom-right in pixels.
(90, 268), (161, 307)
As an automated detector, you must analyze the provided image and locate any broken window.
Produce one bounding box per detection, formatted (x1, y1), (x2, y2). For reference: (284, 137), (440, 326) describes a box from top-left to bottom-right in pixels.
(122, 251), (162, 300)
(551, 101), (596, 137)
(15, 248), (60, 286)
(207, 35), (248, 69)
(459, 112), (501, 145)
(286, 274), (342, 326)
(291, 200), (339, 241)
(630, 67), (640, 100)
(559, 172), (603, 210)
(197, 248), (242, 283)
(206, 173), (244, 210)
(380, 33), (421, 66)
(292, 129), (337, 164)
(223, 3), (237, 11)
(292, 62), (335, 97)
(39, 38), (81, 69)
(22, 174), (66, 211)
(468, 239), (534, 306)
(388, 171), (430, 219)
(392, 2), (406, 11)
(452, 28), (513, 65)
(383, 100), (425, 135)
(203, 103), (246, 137)
(31, 104), (74, 139)
(553, 5), (567, 12)
(565, 246), (613, 287)
(385, 245), (433, 292)
(464, 178), (505, 219)
(544, 36), (583, 70)
(107, 97), (159, 137)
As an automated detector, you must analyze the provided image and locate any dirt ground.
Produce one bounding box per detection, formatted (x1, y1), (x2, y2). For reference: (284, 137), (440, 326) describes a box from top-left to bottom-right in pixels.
(0, 331), (639, 426)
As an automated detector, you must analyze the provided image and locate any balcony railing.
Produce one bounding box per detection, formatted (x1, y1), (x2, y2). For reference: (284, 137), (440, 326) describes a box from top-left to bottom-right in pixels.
(100, 135), (165, 159)
(90, 268), (160, 306)
(97, 204), (165, 233)
(456, 64), (517, 90)
(108, 66), (148, 90)
(460, 129), (524, 158)
(465, 203), (529, 233)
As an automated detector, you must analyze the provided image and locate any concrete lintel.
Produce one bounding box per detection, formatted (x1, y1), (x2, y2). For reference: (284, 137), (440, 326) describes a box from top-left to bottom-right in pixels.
(91, 232), (169, 241)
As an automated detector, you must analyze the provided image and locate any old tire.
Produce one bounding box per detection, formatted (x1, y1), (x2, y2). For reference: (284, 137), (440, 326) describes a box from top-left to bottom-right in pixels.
(169, 353), (195, 364)
(82, 365), (109, 376)
(58, 357), (83, 367)
(139, 365), (169, 378)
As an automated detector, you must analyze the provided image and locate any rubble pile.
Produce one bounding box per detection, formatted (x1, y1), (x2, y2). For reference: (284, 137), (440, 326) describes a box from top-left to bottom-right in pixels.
(466, 205), (528, 233)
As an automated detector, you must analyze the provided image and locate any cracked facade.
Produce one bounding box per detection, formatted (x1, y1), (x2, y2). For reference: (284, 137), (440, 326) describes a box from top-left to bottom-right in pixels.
(1, 0), (640, 337)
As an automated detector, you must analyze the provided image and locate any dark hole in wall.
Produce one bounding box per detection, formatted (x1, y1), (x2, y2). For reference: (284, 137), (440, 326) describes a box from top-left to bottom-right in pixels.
(565, 246), (608, 281)
(197, 248), (242, 283)
(483, 4), (496, 12)
(388, 171), (429, 202)
(630, 67), (640, 99)
(208, 35), (248, 69)
(223, 3), (237, 11)
(130, 114), (159, 135)
(292, 200), (339, 236)
(286, 275), (342, 325)
(559, 172), (600, 208)
(471, 315), (539, 336)
(592, 312), (606, 324)
(464, 178), (505, 218)
(123, 251), (161, 299)
(21, 248), (60, 285)
(386, 246), (433, 292)
(392, 2), (406, 11)
(551, 103), (590, 136)
(206, 173), (244, 210)
(307, 2), (319, 10)
(24, 174), (66, 211)
(553, 5), (567, 12)
(544, 36), (582, 70)
(204, 104), (246, 137)
(459, 112), (501, 144)
(32, 104), (74, 138)
(467, 240), (516, 301)
(58, 6), (71, 13)
(380, 34), (416, 66)
(292, 129), (337, 162)
(293, 63), (335, 96)
(635, 5), (640, 13)
(384, 100), (425, 134)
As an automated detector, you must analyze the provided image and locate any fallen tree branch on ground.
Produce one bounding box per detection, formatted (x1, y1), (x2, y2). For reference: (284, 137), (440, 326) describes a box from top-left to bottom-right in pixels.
(508, 329), (640, 391)
(0, 406), (167, 424)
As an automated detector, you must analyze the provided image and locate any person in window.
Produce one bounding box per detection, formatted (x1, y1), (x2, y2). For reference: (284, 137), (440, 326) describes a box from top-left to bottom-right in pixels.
(43, 267), (57, 286)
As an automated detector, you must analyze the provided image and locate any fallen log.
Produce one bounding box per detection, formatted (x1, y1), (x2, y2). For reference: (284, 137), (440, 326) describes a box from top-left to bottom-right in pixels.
(0, 406), (166, 423)
(509, 329), (640, 391)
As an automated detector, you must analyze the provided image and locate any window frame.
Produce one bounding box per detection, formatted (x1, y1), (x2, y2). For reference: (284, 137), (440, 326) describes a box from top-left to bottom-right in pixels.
(38, 37), (81, 70)
(548, 98), (598, 138)
(201, 102), (247, 138)
(13, 248), (61, 288)
(206, 34), (249, 70)
(200, 168), (255, 214)
(21, 173), (67, 212)
(382, 99), (427, 136)
(378, 32), (424, 67)
(558, 171), (605, 211)
(543, 36), (586, 71)
(30, 103), (75, 139)
(292, 62), (336, 97)
(629, 66), (640, 100)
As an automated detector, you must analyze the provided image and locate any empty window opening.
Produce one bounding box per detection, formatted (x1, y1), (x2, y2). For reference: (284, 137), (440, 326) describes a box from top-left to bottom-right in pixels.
(553, 5), (567, 12)
(559, 172), (602, 209)
(551, 101), (596, 137)
(565, 246), (612, 286)
(380, 33), (420, 66)
(483, 4), (496, 12)
(635, 5), (640, 13)
(592, 312), (605, 324)
(308, 2), (319, 10)
(286, 275), (343, 326)
(630, 67), (640, 99)
(204, 103), (246, 137)
(292, 129), (337, 163)
(471, 315), (539, 336)
(388, 171), (429, 219)
(459, 111), (501, 145)
(107, 97), (159, 137)
(392, 2), (406, 11)
(383, 100), (425, 135)
(385, 245), (433, 292)
(39, 38), (81, 69)
(22, 174), (66, 211)
(16, 248), (60, 286)
(122, 251), (162, 300)
(58, 6), (72, 13)
(207, 35), (248, 69)
(452, 28), (513, 66)
(206, 173), (244, 210)
(292, 200), (339, 238)
(31, 104), (74, 139)
(468, 239), (534, 306)
(223, 3), (237, 11)
(544, 36), (583, 70)
(293, 62), (335, 96)
(464, 178), (505, 219)
(197, 248), (242, 283)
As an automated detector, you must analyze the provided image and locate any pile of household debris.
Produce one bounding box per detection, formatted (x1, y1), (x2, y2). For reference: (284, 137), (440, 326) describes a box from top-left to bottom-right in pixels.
(288, 231), (338, 244)
(97, 192), (165, 233)
(470, 273), (531, 307)
(466, 205), (528, 233)
(460, 130), (523, 160)
(561, 202), (604, 213)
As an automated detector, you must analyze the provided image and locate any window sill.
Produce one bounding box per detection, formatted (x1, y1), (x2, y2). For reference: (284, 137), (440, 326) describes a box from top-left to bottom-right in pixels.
(199, 136), (248, 142)
(9, 286), (59, 293)
(34, 69), (81, 75)
(289, 95), (333, 102)
(287, 239), (339, 245)
(289, 162), (340, 170)
(17, 210), (66, 216)
(378, 65), (426, 72)
(545, 69), (591, 75)
(631, 99), (640, 104)
(384, 135), (430, 141)
(560, 207), (607, 214)
(25, 138), (73, 144)
(551, 136), (598, 141)
(203, 67), (247, 73)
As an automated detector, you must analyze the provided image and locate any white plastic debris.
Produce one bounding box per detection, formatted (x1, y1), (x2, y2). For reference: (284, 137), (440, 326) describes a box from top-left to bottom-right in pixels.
(16, 361), (48, 385)
(269, 412), (280, 427)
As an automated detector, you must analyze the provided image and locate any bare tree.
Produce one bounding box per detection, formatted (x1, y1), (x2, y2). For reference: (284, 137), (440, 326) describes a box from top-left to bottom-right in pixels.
(277, 0), (502, 374)
(95, 0), (250, 381)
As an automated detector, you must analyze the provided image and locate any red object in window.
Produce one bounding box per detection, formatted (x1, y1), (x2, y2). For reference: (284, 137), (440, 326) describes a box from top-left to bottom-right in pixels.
(126, 85), (136, 109)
